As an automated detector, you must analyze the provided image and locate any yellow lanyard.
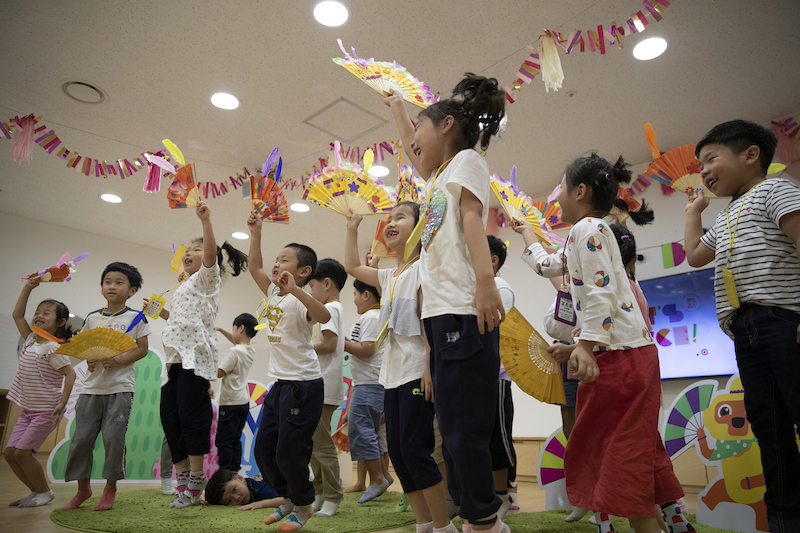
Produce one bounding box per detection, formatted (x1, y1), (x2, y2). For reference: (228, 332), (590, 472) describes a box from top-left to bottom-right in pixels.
(98, 306), (126, 328)
(724, 186), (755, 258)
(424, 156), (455, 203)
(375, 255), (420, 349)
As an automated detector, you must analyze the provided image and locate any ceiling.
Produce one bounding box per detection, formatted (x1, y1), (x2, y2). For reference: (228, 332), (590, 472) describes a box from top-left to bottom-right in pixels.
(1, 0), (799, 261)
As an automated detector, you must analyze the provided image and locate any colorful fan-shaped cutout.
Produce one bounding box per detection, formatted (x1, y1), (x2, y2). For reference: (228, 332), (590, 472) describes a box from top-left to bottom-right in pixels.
(537, 428), (568, 487)
(499, 307), (566, 405)
(371, 219), (397, 259)
(646, 144), (725, 199)
(251, 174), (290, 223)
(333, 40), (438, 108)
(491, 170), (551, 245)
(662, 380), (717, 458)
(167, 163), (199, 208)
(332, 421), (349, 453)
(54, 328), (137, 360)
(27, 252), (90, 283)
(248, 382), (269, 406)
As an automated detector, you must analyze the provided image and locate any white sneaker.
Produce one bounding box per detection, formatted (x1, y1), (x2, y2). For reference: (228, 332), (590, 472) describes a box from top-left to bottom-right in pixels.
(161, 478), (176, 495)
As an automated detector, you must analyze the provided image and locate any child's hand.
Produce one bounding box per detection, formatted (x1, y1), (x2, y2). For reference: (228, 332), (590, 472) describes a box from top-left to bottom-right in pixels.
(196, 200), (211, 220)
(546, 342), (572, 364)
(274, 271), (297, 293)
(381, 88), (404, 108)
(247, 212), (262, 233)
(177, 271), (188, 283)
(86, 358), (99, 372)
(475, 280), (505, 334)
(346, 209), (363, 230)
(238, 502), (260, 511)
(25, 276), (42, 290)
(52, 400), (67, 418)
(142, 297), (150, 312)
(208, 386), (215, 400)
(511, 217), (533, 234)
(421, 367), (434, 402)
(366, 252), (378, 268)
(570, 344), (599, 382)
(685, 189), (709, 215)
(101, 356), (123, 372)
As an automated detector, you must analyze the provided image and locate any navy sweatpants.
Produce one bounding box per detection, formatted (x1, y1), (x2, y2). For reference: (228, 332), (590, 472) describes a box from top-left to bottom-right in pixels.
(216, 403), (249, 472)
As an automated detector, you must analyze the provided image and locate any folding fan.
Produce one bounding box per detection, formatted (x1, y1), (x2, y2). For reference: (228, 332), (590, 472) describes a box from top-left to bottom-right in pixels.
(54, 328), (137, 360)
(499, 307), (566, 405)
(171, 245), (188, 274)
(491, 170), (552, 245)
(167, 163), (199, 208)
(27, 252), (90, 282)
(645, 144), (724, 199)
(250, 175), (290, 223)
(371, 219), (397, 259)
(332, 421), (349, 453)
(397, 166), (425, 203)
(333, 40), (438, 109)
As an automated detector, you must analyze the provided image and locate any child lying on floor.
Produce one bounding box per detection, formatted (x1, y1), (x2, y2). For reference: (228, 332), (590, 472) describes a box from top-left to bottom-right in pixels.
(205, 469), (284, 510)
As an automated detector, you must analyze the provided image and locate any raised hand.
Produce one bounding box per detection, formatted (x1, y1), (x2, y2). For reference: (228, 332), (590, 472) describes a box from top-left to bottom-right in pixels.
(381, 88), (404, 108)
(685, 188), (709, 215)
(247, 212), (262, 233)
(195, 200), (211, 220)
(274, 270), (297, 293)
(346, 208), (363, 230)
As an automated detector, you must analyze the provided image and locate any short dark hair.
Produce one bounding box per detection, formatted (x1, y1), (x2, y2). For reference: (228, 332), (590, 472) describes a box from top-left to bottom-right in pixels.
(487, 235), (507, 273)
(353, 279), (380, 302)
(205, 469), (237, 505)
(695, 119), (777, 174)
(310, 258), (347, 291)
(101, 262), (143, 290)
(37, 299), (76, 340)
(284, 243), (317, 286)
(233, 312), (258, 338)
(393, 201), (422, 225)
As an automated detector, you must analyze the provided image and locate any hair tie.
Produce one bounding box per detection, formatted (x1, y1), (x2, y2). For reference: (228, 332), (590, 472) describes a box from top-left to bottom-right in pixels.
(621, 235), (630, 240)
(594, 171), (610, 186)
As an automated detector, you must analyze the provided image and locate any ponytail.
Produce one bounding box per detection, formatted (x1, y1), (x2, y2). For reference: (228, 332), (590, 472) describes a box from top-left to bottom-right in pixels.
(610, 224), (637, 273)
(612, 198), (655, 226)
(40, 299), (77, 341)
(565, 153), (635, 213)
(217, 241), (248, 277)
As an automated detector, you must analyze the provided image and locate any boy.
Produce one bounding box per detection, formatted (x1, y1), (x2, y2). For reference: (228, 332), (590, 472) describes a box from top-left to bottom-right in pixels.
(307, 258), (347, 517)
(205, 468), (283, 509)
(247, 213), (331, 531)
(344, 279), (391, 504)
(684, 119), (800, 532)
(62, 262), (151, 511)
(215, 313), (259, 473)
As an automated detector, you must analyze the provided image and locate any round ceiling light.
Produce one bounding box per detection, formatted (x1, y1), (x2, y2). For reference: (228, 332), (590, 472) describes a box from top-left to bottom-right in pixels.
(100, 193), (122, 203)
(231, 232), (249, 240)
(314, 1), (349, 27)
(369, 165), (390, 178)
(62, 82), (106, 104)
(633, 37), (667, 60)
(211, 92), (240, 110)
(290, 203), (311, 213)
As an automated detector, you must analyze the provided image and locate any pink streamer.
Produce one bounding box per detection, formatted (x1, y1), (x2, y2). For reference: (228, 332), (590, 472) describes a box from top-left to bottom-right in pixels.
(11, 115), (36, 163)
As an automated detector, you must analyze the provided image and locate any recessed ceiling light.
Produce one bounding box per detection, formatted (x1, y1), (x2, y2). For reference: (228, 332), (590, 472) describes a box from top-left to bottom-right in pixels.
(100, 193), (122, 203)
(290, 203), (311, 213)
(369, 165), (390, 178)
(62, 81), (106, 104)
(231, 232), (249, 240)
(68, 313), (75, 318)
(633, 37), (667, 60)
(211, 92), (240, 110)
(314, 1), (349, 27)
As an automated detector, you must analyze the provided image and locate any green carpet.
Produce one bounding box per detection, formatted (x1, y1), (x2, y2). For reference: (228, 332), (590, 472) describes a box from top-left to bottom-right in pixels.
(50, 489), (415, 533)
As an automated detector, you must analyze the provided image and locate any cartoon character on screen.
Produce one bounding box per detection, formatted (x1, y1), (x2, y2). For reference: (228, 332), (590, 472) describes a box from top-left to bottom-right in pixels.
(696, 377), (767, 532)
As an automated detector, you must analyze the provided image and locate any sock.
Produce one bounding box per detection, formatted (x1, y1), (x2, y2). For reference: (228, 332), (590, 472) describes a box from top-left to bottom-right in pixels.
(593, 512), (615, 533)
(415, 520), (434, 533)
(446, 499), (460, 519)
(497, 492), (512, 519)
(94, 487), (117, 511)
(19, 490), (55, 508)
(395, 495), (409, 513)
(266, 498), (294, 525)
(358, 478), (391, 504)
(311, 494), (324, 512)
(277, 505), (312, 532)
(187, 470), (207, 498)
(9, 491), (36, 506)
(661, 502), (695, 532)
(433, 521), (458, 533)
(386, 474), (394, 487)
(315, 500), (339, 517)
(565, 506), (589, 522)
(175, 467), (190, 494)
(61, 488), (92, 510)
(508, 491), (519, 511)
(161, 478), (175, 495)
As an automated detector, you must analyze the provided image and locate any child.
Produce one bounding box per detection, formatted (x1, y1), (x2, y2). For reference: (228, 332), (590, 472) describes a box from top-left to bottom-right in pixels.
(62, 262), (151, 511)
(160, 201), (248, 508)
(247, 213), (331, 531)
(215, 313), (259, 473)
(345, 203), (456, 533)
(683, 119), (800, 531)
(307, 258), (347, 517)
(344, 279), (391, 504)
(514, 153), (683, 533)
(205, 468), (283, 509)
(6, 277), (76, 508)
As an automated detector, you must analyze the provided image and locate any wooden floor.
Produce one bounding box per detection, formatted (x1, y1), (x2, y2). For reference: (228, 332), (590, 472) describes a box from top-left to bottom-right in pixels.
(0, 456), (700, 532)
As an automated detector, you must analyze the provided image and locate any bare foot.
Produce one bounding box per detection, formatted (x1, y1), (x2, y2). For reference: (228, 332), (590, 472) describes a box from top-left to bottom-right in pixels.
(345, 484), (366, 493)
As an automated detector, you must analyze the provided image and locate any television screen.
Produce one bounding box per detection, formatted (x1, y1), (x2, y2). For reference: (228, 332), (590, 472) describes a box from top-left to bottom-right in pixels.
(638, 268), (738, 379)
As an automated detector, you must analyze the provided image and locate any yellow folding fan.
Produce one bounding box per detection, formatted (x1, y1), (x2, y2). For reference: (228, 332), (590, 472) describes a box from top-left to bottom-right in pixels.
(54, 328), (137, 360)
(490, 168), (552, 245)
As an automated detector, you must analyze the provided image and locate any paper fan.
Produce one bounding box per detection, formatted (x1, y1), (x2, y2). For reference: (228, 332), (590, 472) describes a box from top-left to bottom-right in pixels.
(251, 174), (290, 223)
(332, 421), (349, 453)
(499, 307), (566, 404)
(371, 219), (397, 259)
(646, 144), (724, 199)
(663, 381), (717, 458)
(27, 252), (90, 283)
(333, 40), (438, 109)
(537, 428), (567, 487)
(491, 169), (551, 245)
(30, 326), (64, 343)
(171, 245), (188, 274)
(167, 163), (199, 208)
(54, 328), (137, 360)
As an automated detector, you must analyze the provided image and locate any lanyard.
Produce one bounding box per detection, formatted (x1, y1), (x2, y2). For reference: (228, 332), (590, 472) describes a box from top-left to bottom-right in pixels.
(424, 156), (456, 204)
(725, 186), (755, 258)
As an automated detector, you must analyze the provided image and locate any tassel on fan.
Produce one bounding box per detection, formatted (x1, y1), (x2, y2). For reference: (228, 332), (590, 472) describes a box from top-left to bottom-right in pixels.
(167, 163), (199, 208)
(54, 328), (137, 360)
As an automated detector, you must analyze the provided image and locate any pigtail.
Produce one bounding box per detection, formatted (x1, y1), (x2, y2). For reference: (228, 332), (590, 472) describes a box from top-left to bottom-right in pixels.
(610, 224), (637, 272)
(216, 241), (249, 277)
(609, 155), (632, 185)
(41, 299), (77, 340)
(612, 198), (655, 226)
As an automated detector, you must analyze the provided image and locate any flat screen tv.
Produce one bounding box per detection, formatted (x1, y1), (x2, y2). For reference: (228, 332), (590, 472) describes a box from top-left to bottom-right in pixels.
(638, 268), (738, 379)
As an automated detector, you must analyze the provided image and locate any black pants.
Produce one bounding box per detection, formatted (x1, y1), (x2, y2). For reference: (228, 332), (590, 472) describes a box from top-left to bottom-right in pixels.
(489, 379), (516, 472)
(216, 403), (249, 472)
(160, 364), (212, 463)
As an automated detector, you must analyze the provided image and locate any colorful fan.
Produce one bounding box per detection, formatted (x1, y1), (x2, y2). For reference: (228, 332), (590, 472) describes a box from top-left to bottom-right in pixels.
(371, 219), (398, 259)
(171, 245), (188, 274)
(332, 421), (350, 453)
(333, 39), (438, 109)
(250, 175), (290, 223)
(499, 307), (566, 405)
(302, 142), (394, 217)
(537, 428), (568, 487)
(491, 169), (551, 245)
(54, 328), (137, 360)
(167, 163), (199, 208)
(645, 144), (725, 199)
(27, 252), (90, 282)
(662, 380), (717, 458)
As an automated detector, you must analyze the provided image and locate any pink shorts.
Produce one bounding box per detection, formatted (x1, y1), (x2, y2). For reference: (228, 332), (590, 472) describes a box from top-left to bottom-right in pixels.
(6, 409), (61, 452)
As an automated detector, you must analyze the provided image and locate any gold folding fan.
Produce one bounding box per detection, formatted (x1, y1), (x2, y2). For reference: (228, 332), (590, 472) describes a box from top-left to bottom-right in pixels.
(499, 307), (566, 405)
(370, 219), (397, 259)
(54, 328), (137, 360)
(490, 171), (552, 245)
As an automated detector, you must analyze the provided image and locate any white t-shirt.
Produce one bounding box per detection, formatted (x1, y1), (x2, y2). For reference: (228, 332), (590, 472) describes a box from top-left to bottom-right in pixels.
(314, 301), (344, 406)
(264, 284), (321, 381)
(420, 149), (490, 319)
(218, 344), (256, 406)
(7, 334), (71, 411)
(163, 263), (221, 381)
(349, 308), (383, 386)
(495, 277), (515, 381)
(700, 178), (800, 337)
(81, 307), (152, 395)
(377, 264), (426, 389)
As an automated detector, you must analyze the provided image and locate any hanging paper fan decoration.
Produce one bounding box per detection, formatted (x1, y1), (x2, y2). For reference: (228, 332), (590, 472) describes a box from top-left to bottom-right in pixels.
(54, 328), (137, 360)
(333, 39), (438, 109)
(537, 428), (568, 487)
(302, 142), (394, 217)
(662, 380), (717, 458)
(167, 163), (199, 208)
(332, 421), (349, 453)
(371, 219), (397, 259)
(27, 252), (90, 282)
(490, 168), (552, 245)
(499, 307), (566, 405)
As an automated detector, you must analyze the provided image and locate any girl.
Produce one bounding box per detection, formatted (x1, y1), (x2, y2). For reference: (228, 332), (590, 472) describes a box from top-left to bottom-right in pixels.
(396, 73), (508, 533)
(6, 277), (76, 507)
(160, 200), (248, 508)
(513, 153), (683, 533)
(345, 202), (455, 533)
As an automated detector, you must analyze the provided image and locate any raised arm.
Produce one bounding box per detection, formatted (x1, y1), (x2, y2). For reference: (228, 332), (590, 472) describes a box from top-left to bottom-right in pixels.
(382, 89), (431, 181)
(345, 210), (381, 288)
(12, 277), (39, 339)
(247, 213), (274, 295)
(275, 271), (331, 324)
(684, 190), (715, 267)
(216, 327), (235, 344)
(196, 201), (218, 268)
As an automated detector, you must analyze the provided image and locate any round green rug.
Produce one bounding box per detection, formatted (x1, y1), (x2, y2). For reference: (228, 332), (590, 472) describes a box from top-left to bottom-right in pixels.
(51, 489), (415, 533)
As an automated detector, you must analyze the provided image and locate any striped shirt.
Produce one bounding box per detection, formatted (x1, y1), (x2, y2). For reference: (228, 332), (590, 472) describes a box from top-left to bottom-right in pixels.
(8, 333), (71, 411)
(700, 178), (800, 337)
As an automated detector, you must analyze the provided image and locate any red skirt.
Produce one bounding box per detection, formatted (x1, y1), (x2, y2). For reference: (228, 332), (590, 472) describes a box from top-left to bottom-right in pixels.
(565, 344), (684, 518)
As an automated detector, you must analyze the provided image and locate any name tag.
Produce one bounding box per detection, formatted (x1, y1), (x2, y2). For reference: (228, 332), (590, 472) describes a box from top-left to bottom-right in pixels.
(554, 290), (577, 326)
